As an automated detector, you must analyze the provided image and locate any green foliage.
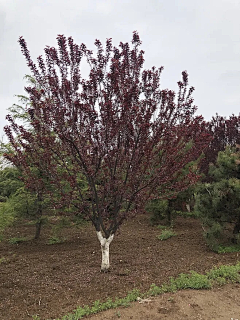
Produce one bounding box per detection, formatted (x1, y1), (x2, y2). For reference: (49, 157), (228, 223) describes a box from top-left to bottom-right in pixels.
(72, 215), (89, 227)
(0, 257), (9, 264)
(0, 201), (15, 237)
(47, 217), (72, 244)
(217, 244), (240, 253)
(169, 271), (211, 290)
(0, 166), (23, 198)
(207, 263), (240, 283)
(157, 225), (168, 230)
(146, 199), (169, 225)
(195, 146), (240, 248)
(47, 235), (65, 245)
(157, 229), (177, 240)
(8, 237), (29, 244)
(146, 184), (197, 226)
(147, 271), (211, 296)
(0, 167), (24, 236)
(0, 166), (46, 238)
(0, 185), (49, 238)
(178, 210), (197, 218)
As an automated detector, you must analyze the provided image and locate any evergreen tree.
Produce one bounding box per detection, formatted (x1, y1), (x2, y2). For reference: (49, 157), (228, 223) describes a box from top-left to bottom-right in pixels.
(195, 146), (240, 249)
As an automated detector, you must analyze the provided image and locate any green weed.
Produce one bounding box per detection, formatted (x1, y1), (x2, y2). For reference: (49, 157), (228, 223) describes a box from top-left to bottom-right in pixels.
(157, 229), (177, 240)
(169, 271), (211, 290)
(47, 236), (65, 245)
(157, 225), (168, 230)
(8, 237), (29, 244)
(0, 257), (9, 264)
(207, 263), (240, 283)
(217, 244), (240, 253)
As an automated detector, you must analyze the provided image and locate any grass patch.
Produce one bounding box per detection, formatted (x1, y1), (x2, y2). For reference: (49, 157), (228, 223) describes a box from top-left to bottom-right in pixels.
(32, 262), (240, 320)
(178, 210), (197, 218)
(207, 263), (240, 283)
(157, 229), (177, 240)
(217, 244), (240, 253)
(47, 236), (65, 245)
(157, 225), (168, 230)
(0, 257), (9, 264)
(147, 271), (211, 296)
(8, 237), (29, 244)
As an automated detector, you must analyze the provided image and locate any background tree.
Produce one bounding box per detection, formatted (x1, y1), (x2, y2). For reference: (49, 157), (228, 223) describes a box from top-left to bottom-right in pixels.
(200, 114), (240, 179)
(195, 146), (240, 250)
(146, 159), (201, 225)
(5, 32), (211, 271)
(1, 86), (60, 239)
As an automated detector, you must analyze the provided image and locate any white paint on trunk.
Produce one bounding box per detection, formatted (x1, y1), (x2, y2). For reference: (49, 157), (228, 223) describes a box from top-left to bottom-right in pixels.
(186, 203), (191, 212)
(97, 231), (114, 272)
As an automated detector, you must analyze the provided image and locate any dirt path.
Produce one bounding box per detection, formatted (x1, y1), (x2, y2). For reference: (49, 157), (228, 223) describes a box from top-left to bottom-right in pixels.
(88, 283), (240, 320)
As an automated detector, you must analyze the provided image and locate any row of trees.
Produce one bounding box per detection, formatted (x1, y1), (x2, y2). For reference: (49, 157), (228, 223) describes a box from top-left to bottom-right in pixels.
(2, 32), (240, 270)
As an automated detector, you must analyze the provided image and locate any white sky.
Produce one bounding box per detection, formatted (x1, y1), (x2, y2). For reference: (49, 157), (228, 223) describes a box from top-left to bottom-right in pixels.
(0, 0), (240, 140)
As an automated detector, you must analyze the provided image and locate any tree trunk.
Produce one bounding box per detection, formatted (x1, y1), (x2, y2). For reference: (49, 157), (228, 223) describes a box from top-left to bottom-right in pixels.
(35, 190), (43, 240)
(166, 208), (172, 226)
(35, 219), (42, 239)
(96, 231), (114, 272)
(186, 203), (191, 213)
(232, 216), (240, 243)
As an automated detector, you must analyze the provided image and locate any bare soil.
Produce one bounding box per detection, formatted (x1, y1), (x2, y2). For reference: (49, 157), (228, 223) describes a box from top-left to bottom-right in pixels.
(0, 214), (239, 320)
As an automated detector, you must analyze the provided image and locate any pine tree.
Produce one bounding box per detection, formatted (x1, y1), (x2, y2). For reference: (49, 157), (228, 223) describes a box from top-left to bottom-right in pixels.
(195, 146), (240, 249)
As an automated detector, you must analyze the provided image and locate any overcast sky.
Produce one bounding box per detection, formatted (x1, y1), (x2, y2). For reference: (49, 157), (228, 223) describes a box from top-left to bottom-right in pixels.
(1, 0), (240, 140)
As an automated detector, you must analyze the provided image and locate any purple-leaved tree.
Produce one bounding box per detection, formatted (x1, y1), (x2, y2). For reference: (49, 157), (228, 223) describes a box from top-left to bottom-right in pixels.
(5, 32), (211, 271)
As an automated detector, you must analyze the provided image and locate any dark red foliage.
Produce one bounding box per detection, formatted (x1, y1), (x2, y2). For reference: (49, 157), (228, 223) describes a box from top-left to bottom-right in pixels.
(200, 114), (240, 178)
(5, 32), (211, 238)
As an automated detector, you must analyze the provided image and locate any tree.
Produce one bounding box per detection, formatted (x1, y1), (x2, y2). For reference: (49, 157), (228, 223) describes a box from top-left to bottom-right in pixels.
(146, 160), (201, 225)
(200, 114), (240, 179)
(1, 89), (55, 239)
(195, 146), (240, 249)
(5, 32), (211, 271)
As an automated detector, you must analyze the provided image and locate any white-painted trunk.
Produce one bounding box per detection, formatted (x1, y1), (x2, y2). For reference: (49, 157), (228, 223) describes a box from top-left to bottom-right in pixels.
(97, 231), (114, 272)
(186, 203), (191, 213)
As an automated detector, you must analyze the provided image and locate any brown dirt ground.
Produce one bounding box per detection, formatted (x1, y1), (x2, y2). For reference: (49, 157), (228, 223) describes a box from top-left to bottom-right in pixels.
(0, 214), (240, 320)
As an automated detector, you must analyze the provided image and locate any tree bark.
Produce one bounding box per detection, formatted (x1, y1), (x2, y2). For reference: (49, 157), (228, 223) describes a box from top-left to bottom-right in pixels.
(96, 231), (114, 272)
(35, 190), (43, 239)
(35, 219), (42, 239)
(232, 216), (240, 243)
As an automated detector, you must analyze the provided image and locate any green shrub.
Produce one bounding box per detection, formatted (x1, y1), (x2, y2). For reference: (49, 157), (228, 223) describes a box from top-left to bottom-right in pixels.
(146, 199), (169, 225)
(0, 201), (15, 236)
